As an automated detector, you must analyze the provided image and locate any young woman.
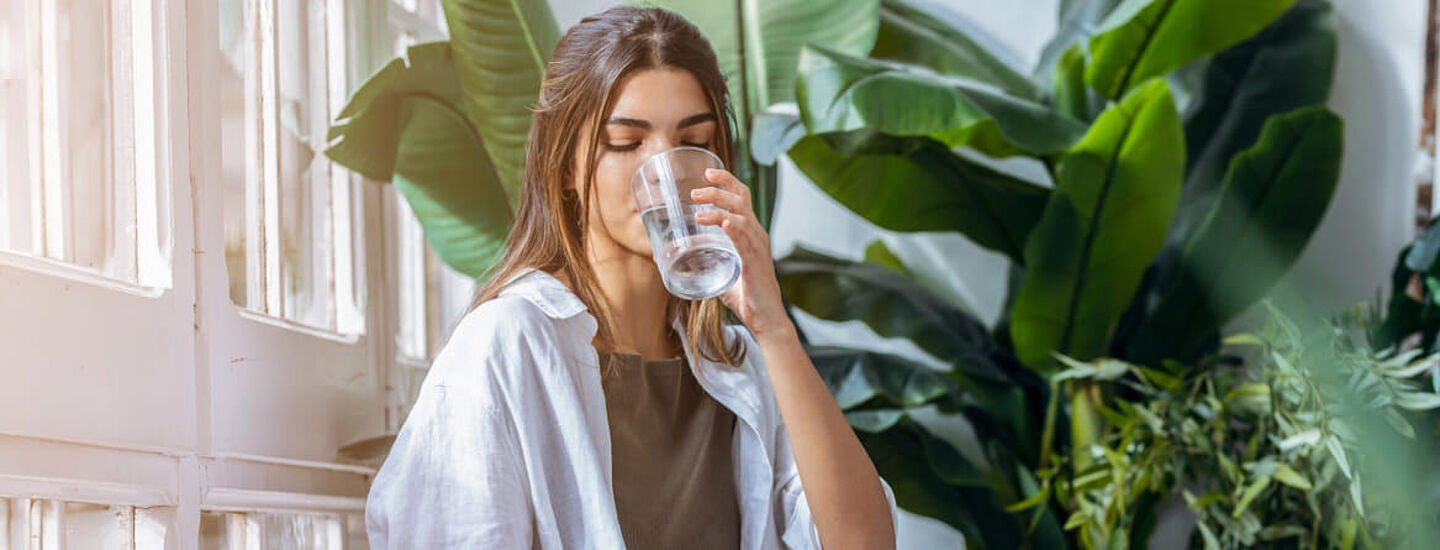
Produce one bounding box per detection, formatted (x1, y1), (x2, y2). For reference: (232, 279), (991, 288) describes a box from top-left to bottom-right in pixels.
(365, 5), (897, 549)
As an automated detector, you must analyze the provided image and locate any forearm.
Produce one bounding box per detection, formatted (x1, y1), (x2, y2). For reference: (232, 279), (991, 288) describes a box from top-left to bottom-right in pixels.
(755, 322), (895, 550)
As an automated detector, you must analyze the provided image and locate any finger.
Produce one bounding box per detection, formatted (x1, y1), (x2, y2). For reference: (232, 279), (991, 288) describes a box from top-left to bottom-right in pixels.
(697, 210), (758, 251)
(704, 168), (752, 206)
(689, 186), (748, 214)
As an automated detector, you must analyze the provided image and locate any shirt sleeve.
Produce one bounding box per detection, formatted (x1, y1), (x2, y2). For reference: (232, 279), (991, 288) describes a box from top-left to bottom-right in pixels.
(365, 384), (533, 549)
(773, 421), (899, 549)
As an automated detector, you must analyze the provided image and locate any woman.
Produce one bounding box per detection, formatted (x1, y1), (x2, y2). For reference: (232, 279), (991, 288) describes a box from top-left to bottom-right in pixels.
(366, 5), (897, 549)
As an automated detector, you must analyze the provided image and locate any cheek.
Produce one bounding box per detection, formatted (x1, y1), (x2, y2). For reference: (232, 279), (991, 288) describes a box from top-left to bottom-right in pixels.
(592, 156), (647, 236)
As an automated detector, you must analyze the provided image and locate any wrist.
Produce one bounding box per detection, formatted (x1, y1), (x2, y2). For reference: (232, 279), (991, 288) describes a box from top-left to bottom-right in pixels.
(751, 317), (798, 346)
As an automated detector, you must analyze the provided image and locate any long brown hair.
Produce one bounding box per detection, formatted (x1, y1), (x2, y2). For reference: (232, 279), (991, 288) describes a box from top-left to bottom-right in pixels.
(470, 5), (747, 370)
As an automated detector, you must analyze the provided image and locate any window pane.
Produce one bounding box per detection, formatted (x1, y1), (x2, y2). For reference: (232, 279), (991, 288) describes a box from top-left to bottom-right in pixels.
(277, 0), (332, 328)
(62, 502), (134, 548)
(0, 0), (38, 255)
(52, 0), (118, 273)
(221, 0), (362, 335)
(0, 0), (168, 287)
(199, 510), (361, 550)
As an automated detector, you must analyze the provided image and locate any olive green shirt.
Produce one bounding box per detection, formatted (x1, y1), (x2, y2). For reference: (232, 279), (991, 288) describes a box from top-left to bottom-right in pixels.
(599, 351), (742, 550)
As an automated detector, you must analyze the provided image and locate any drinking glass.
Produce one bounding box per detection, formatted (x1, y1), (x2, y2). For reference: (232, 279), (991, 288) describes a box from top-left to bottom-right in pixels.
(630, 146), (742, 300)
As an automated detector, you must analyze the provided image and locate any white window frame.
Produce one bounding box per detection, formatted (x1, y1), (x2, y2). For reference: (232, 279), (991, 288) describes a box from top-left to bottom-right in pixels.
(0, 0), (173, 294)
(226, 0), (364, 338)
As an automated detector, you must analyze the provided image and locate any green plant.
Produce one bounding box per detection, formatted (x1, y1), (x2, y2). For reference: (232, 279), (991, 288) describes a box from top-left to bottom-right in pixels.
(762, 0), (1344, 547)
(1372, 217), (1440, 353)
(324, 0), (883, 279)
(1040, 304), (1440, 549)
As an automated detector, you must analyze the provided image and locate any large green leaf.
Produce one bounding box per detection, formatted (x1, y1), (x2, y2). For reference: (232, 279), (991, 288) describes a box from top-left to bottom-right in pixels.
(1172, 0), (1336, 244)
(860, 417), (1023, 549)
(1034, 0), (1120, 87)
(809, 345), (955, 410)
(1128, 107), (1343, 364)
(441, 0), (560, 206)
(1010, 80), (1184, 372)
(779, 245), (1019, 384)
(777, 246), (1048, 462)
(326, 43), (510, 278)
(1085, 0), (1295, 100)
(796, 44), (1087, 157)
(786, 129), (1049, 262)
(1051, 44), (1108, 123)
(869, 0), (1037, 99)
(638, 0), (879, 121)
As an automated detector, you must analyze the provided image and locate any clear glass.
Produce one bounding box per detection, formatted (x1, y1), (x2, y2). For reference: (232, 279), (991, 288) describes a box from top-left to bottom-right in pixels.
(630, 146), (742, 300)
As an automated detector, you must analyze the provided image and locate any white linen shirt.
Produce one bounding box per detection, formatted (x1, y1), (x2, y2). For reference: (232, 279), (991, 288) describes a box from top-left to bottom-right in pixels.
(365, 267), (899, 549)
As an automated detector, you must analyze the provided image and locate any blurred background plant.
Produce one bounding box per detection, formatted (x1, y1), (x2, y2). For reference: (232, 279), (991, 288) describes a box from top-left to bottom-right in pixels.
(763, 0), (1352, 547)
(1036, 303), (1440, 549)
(320, 0), (1440, 547)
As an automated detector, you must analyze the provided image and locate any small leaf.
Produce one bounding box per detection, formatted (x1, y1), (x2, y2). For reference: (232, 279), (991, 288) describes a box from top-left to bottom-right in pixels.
(863, 239), (910, 276)
(1381, 407), (1416, 438)
(1276, 429), (1321, 452)
(1383, 354), (1439, 378)
(1197, 522), (1222, 550)
(1005, 486), (1051, 513)
(1350, 473), (1365, 517)
(1233, 476), (1271, 518)
(1272, 464), (1312, 490)
(1394, 390), (1440, 410)
(1326, 434), (1351, 479)
(1223, 333), (1266, 347)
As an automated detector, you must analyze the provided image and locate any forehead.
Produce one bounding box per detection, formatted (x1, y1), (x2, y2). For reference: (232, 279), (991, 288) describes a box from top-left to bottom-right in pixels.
(605, 67), (713, 125)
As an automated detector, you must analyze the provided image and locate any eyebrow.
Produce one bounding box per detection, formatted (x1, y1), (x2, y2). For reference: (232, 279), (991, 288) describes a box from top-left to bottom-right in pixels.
(605, 112), (716, 130)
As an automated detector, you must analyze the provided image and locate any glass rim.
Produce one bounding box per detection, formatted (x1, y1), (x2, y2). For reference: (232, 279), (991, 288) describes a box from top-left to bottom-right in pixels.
(630, 145), (725, 189)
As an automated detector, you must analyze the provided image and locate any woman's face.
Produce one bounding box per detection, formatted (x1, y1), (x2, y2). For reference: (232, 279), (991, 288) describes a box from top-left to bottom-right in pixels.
(572, 67), (719, 261)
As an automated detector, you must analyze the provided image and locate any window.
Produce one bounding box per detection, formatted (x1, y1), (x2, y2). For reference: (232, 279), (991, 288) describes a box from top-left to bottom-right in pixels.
(220, 0), (364, 335)
(0, 498), (171, 548)
(200, 510), (366, 550)
(0, 0), (172, 289)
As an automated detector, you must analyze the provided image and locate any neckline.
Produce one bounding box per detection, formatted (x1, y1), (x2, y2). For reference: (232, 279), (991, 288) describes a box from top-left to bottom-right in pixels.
(601, 350), (684, 364)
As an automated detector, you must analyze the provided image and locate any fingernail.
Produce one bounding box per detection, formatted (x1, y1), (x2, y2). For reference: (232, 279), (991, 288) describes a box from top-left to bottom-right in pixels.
(691, 189), (702, 198)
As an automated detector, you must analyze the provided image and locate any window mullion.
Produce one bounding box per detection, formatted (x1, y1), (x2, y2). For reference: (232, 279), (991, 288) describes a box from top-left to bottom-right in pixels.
(38, 0), (67, 262)
(259, 0), (282, 316)
(132, 0), (165, 287)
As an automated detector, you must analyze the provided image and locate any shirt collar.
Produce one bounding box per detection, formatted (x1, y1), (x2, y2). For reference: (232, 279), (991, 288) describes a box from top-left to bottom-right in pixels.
(498, 266), (769, 466)
(497, 267), (590, 319)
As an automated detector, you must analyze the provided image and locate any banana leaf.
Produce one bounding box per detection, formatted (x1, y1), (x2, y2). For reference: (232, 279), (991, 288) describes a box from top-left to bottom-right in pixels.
(785, 129), (1050, 263)
(1127, 106), (1343, 364)
(1010, 79), (1184, 372)
(796, 44), (1087, 158)
(1172, 0), (1336, 244)
(325, 42), (510, 278)
(1085, 0), (1295, 100)
(441, 0), (560, 205)
(869, 0), (1037, 99)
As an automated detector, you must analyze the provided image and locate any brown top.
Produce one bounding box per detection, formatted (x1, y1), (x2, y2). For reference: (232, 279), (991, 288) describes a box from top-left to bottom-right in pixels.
(598, 350), (741, 550)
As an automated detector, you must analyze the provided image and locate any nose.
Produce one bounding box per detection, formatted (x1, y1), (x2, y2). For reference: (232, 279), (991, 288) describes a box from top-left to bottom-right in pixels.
(646, 134), (682, 157)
